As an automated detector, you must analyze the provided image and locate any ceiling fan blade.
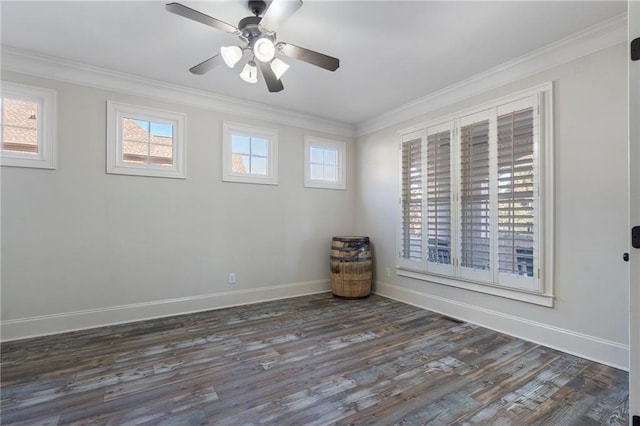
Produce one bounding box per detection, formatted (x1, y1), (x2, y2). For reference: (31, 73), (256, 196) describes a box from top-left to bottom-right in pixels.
(259, 0), (303, 33)
(189, 54), (224, 75)
(277, 42), (339, 71)
(166, 3), (240, 35)
(257, 60), (284, 93)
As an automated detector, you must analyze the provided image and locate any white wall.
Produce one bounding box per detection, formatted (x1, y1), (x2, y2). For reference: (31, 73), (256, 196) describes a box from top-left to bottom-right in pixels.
(356, 43), (630, 369)
(1, 71), (356, 339)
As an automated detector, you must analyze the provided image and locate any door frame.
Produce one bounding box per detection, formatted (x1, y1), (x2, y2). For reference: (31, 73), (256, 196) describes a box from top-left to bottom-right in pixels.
(628, 0), (639, 422)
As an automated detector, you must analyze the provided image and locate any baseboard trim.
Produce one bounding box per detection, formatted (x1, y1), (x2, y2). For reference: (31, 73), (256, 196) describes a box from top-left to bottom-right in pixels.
(374, 282), (629, 371)
(1, 280), (331, 342)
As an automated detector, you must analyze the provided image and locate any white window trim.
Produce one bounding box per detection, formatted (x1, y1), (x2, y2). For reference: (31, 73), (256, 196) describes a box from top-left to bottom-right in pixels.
(396, 82), (554, 307)
(0, 81), (57, 169)
(222, 121), (278, 185)
(304, 136), (346, 190)
(106, 100), (186, 179)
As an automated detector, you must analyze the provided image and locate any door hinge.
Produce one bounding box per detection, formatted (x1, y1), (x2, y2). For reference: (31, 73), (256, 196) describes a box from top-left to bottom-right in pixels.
(631, 37), (640, 61)
(632, 226), (640, 249)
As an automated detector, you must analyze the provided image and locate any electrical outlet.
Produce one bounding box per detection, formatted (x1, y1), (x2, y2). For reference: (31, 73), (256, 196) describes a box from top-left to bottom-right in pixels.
(385, 267), (391, 277)
(228, 273), (236, 284)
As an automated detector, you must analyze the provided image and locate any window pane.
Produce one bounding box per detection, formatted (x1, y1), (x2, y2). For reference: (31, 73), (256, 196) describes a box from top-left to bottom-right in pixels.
(3, 128), (38, 154)
(251, 138), (268, 157)
(232, 135), (251, 155)
(323, 164), (337, 181)
(122, 141), (149, 164)
(310, 147), (324, 164)
(250, 155), (268, 175)
(460, 120), (490, 271)
(3, 99), (37, 129)
(237, 154), (251, 173)
(2, 98), (39, 156)
(323, 148), (337, 166)
(310, 163), (324, 180)
(231, 153), (247, 173)
(150, 122), (173, 139)
(123, 118), (150, 143)
(149, 143), (173, 166)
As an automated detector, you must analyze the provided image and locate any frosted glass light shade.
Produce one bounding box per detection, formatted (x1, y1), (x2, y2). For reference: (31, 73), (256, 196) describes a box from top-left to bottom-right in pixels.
(270, 58), (289, 80)
(253, 38), (275, 62)
(220, 46), (243, 68)
(240, 61), (258, 83)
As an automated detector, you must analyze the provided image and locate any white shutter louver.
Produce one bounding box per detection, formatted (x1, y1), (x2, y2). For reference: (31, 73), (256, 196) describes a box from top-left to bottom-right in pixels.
(497, 107), (535, 277)
(427, 129), (452, 265)
(401, 137), (423, 261)
(460, 119), (491, 272)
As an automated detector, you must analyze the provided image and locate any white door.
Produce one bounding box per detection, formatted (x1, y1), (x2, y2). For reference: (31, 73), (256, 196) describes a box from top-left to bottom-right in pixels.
(628, 0), (640, 422)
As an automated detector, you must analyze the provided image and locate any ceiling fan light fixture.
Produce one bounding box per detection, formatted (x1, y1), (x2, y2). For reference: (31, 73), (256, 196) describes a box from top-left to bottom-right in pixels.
(240, 61), (258, 83)
(167, 1), (341, 92)
(220, 45), (243, 68)
(253, 38), (275, 62)
(270, 58), (290, 80)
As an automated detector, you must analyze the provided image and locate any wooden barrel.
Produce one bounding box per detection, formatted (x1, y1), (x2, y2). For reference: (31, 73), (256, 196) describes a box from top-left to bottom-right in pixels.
(330, 236), (372, 298)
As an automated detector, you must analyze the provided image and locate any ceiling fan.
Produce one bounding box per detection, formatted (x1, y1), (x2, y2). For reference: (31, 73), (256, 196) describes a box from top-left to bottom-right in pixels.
(166, 0), (340, 93)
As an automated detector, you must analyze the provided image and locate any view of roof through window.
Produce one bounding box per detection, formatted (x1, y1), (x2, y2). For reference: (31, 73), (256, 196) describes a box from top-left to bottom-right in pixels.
(1, 97), (39, 156)
(121, 117), (173, 166)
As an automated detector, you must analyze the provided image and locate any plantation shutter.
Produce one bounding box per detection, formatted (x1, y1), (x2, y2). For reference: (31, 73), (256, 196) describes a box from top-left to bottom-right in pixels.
(459, 114), (492, 281)
(397, 87), (548, 300)
(497, 97), (539, 291)
(400, 134), (424, 263)
(426, 125), (452, 273)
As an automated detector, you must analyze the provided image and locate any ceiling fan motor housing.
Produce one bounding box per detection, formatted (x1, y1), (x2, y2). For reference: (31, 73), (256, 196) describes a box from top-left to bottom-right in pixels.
(238, 15), (275, 51)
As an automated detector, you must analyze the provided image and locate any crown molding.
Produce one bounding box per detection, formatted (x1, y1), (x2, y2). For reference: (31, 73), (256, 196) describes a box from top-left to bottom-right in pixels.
(356, 13), (627, 137)
(0, 46), (356, 138)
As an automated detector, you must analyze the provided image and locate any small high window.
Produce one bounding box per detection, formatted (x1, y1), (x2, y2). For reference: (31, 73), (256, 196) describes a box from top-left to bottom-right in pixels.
(304, 136), (346, 190)
(107, 101), (186, 179)
(222, 122), (278, 185)
(1, 82), (56, 169)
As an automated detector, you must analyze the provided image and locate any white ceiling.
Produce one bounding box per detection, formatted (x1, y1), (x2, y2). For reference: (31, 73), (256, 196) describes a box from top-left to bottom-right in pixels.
(0, 1), (626, 125)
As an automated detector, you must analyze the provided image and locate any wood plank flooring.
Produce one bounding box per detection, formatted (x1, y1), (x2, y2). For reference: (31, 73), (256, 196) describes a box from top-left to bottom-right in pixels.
(0, 293), (629, 425)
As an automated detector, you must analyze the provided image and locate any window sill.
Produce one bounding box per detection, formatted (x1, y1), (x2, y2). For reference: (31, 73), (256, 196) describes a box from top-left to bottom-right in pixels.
(396, 267), (554, 307)
(304, 179), (346, 190)
(222, 173), (278, 185)
(1, 156), (55, 169)
(107, 164), (186, 179)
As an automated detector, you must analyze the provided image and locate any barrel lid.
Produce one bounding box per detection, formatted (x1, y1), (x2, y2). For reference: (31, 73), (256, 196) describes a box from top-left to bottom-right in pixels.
(332, 236), (369, 242)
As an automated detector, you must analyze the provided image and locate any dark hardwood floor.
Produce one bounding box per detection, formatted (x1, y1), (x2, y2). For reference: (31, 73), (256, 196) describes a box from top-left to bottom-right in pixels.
(0, 293), (629, 425)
